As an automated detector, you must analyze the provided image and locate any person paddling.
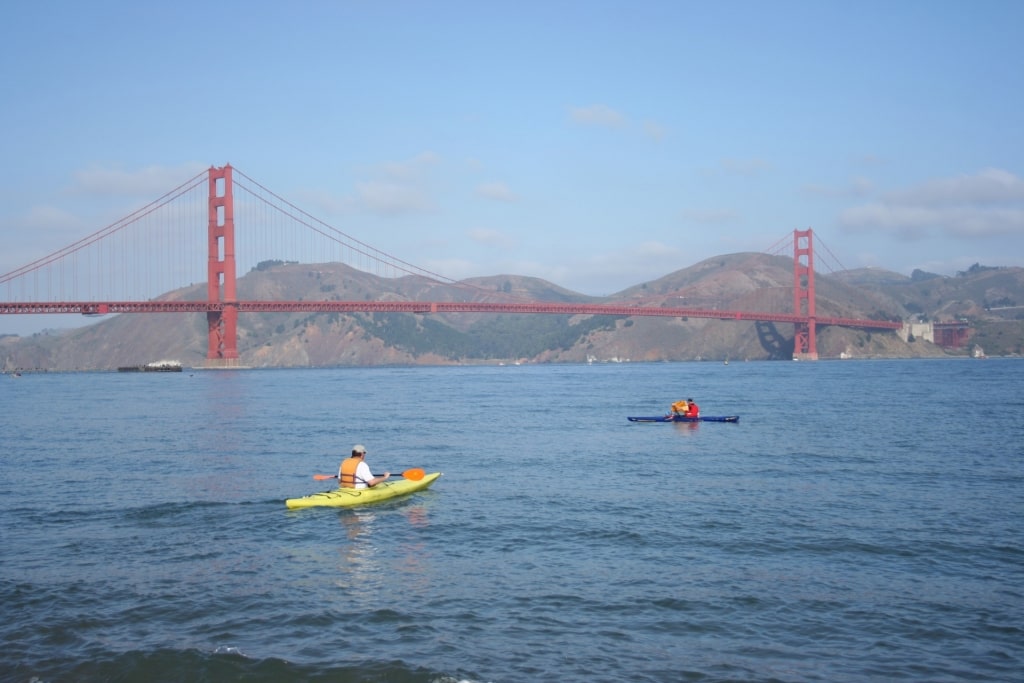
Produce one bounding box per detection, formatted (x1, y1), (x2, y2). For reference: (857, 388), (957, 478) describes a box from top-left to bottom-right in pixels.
(684, 398), (700, 418)
(338, 444), (390, 489)
(667, 399), (689, 418)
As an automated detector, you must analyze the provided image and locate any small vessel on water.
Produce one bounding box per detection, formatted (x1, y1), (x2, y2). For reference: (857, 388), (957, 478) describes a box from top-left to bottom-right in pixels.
(117, 360), (183, 373)
(286, 472), (442, 509)
(627, 415), (740, 423)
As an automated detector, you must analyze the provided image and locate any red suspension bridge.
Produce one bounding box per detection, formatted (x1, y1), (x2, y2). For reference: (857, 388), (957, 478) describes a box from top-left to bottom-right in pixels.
(1, 164), (903, 365)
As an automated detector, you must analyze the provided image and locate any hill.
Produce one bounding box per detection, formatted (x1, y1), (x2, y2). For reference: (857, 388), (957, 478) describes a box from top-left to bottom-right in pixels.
(3, 255), (1022, 371)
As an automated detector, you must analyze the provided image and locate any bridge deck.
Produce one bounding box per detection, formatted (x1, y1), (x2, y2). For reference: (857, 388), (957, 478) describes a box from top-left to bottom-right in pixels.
(0, 300), (904, 331)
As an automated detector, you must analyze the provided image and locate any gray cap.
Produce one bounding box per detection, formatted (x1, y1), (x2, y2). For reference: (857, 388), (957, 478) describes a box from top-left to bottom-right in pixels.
(352, 444), (367, 454)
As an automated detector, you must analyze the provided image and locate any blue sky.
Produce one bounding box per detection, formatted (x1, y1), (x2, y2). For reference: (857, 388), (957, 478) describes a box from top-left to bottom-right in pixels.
(2, 1), (1022, 335)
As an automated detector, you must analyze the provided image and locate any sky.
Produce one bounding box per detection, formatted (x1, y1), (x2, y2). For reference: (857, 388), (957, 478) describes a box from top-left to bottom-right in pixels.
(2, 1), (1023, 336)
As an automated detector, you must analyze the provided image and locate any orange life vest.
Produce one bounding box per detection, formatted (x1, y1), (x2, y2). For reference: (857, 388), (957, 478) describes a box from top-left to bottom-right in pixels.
(339, 457), (362, 488)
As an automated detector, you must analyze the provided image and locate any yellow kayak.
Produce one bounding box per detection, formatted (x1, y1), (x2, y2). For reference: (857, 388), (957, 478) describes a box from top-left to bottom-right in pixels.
(285, 472), (442, 509)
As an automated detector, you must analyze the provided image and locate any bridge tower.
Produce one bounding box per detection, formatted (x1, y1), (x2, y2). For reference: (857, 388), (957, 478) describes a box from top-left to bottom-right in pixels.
(792, 228), (818, 360)
(206, 165), (240, 365)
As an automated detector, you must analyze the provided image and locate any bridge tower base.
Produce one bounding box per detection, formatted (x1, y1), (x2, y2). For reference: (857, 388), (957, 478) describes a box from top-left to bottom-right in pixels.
(792, 228), (818, 360)
(205, 164), (240, 367)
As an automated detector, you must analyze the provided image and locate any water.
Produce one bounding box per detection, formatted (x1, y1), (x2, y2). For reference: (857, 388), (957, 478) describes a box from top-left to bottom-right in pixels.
(1, 359), (1022, 683)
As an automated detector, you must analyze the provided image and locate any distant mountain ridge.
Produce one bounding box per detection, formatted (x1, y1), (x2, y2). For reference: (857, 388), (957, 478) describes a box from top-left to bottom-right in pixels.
(3, 254), (1022, 371)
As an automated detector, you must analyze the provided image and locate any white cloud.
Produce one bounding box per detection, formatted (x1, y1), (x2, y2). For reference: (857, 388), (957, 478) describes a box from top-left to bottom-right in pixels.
(854, 154), (886, 167)
(69, 162), (208, 197)
(292, 188), (352, 215)
(680, 208), (739, 225)
(631, 241), (679, 258)
(642, 120), (667, 142)
(517, 241), (688, 296)
(268, 152), (444, 218)
(375, 152), (439, 181)
(0, 207), (88, 276)
(467, 227), (516, 248)
(803, 176), (874, 198)
(344, 152), (442, 216)
(23, 205), (83, 231)
(840, 168), (1024, 240)
(421, 239), (699, 297)
(568, 106), (667, 143)
(476, 182), (519, 202)
(569, 104), (626, 127)
(720, 158), (772, 176)
(845, 205), (1024, 239)
(884, 167), (1024, 205)
(354, 181), (436, 215)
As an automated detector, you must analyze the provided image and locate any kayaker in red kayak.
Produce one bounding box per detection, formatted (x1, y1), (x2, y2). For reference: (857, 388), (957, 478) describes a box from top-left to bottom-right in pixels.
(667, 399), (689, 418)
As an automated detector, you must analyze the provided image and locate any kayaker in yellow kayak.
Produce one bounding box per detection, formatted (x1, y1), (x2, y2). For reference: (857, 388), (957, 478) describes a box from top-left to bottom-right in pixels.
(338, 444), (390, 489)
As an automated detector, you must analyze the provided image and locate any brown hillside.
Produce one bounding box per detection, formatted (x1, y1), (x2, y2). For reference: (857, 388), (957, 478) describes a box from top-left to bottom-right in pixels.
(4, 256), (1020, 371)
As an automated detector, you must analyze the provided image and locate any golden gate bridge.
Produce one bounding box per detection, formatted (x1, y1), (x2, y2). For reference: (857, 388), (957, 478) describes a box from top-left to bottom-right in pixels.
(0, 164), (904, 365)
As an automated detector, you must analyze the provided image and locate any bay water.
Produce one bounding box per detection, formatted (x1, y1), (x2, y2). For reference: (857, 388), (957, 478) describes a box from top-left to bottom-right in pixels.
(1, 358), (1021, 682)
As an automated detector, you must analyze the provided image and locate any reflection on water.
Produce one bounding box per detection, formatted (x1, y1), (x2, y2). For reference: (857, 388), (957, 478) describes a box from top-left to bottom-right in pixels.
(403, 504), (430, 529)
(333, 503), (437, 599)
(339, 508), (377, 540)
(393, 504), (434, 594)
(338, 509), (376, 545)
(335, 509), (383, 595)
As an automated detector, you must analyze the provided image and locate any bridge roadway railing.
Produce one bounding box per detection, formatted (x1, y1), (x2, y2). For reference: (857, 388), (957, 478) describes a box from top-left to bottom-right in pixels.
(0, 300), (904, 332)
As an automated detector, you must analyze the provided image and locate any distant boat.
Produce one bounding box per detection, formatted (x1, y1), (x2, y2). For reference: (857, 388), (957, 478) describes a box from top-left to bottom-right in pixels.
(627, 415), (740, 423)
(118, 360), (183, 373)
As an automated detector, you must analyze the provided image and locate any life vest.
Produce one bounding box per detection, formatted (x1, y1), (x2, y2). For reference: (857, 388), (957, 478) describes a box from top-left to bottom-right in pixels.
(670, 400), (688, 414)
(339, 457), (362, 488)
(685, 402), (700, 417)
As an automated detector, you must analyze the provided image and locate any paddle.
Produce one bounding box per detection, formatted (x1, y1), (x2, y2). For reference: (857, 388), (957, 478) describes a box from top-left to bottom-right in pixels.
(313, 468), (426, 482)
